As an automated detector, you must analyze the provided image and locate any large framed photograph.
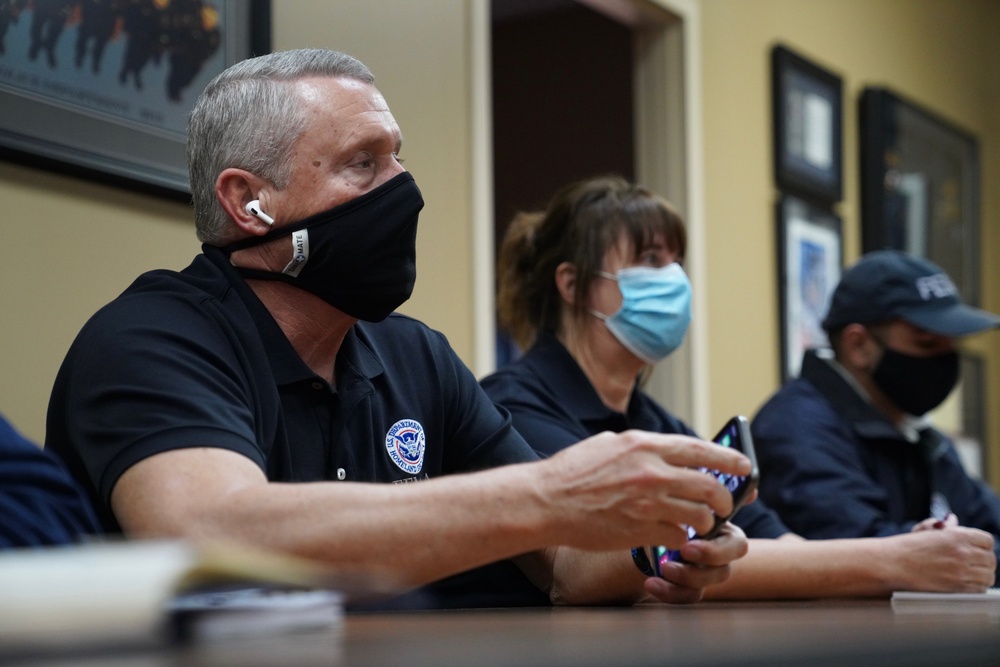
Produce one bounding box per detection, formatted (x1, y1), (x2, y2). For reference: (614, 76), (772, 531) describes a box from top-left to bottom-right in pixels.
(771, 44), (843, 204)
(777, 194), (843, 380)
(860, 87), (980, 304)
(0, 0), (271, 200)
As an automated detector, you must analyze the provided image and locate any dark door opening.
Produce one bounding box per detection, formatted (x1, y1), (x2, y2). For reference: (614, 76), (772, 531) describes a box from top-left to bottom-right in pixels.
(492, 0), (637, 364)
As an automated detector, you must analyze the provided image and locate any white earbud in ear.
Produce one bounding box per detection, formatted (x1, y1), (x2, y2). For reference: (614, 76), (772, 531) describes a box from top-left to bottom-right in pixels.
(245, 200), (275, 226)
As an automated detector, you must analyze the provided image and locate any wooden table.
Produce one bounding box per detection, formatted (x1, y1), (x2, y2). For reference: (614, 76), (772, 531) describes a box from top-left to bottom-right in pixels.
(339, 599), (1000, 666)
(8, 599), (1000, 666)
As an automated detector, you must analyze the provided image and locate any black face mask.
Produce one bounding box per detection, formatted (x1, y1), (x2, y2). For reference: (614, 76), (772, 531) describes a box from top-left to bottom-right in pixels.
(871, 346), (960, 416)
(221, 172), (423, 322)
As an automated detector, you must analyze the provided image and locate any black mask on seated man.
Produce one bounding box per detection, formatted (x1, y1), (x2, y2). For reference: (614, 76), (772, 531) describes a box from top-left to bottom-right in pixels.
(221, 172), (424, 322)
(871, 344), (960, 417)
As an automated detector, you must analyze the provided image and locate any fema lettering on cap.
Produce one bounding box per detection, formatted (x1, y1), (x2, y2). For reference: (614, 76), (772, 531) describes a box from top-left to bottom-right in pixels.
(915, 274), (956, 301)
(822, 250), (1000, 337)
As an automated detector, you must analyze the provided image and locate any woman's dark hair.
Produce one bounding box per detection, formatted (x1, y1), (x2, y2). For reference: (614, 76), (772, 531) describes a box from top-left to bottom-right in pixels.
(497, 175), (687, 351)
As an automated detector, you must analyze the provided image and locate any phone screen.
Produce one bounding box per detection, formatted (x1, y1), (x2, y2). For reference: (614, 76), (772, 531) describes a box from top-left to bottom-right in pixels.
(648, 416), (759, 575)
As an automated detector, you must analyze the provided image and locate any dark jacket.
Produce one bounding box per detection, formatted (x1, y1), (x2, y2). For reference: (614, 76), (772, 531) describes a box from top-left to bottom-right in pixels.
(752, 349), (1000, 582)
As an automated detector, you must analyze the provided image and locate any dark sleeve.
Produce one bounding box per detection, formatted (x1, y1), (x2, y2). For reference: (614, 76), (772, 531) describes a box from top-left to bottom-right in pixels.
(731, 498), (790, 539)
(0, 415), (99, 548)
(479, 370), (590, 458)
(751, 381), (918, 539)
(933, 444), (1000, 584)
(50, 294), (268, 516)
(416, 328), (540, 472)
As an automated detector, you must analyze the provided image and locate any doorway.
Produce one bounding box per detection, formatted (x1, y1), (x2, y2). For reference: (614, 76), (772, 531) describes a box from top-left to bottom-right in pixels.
(489, 0), (694, 423)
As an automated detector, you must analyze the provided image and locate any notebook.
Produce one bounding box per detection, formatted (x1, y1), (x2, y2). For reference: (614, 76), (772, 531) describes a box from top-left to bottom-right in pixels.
(0, 539), (396, 651)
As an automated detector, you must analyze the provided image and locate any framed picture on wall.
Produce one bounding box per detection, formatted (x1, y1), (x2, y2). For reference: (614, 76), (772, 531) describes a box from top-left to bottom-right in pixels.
(771, 44), (843, 204)
(0, 0), (271, 200)
(859, 87), (980, 305)
(777, 194), (843, 380)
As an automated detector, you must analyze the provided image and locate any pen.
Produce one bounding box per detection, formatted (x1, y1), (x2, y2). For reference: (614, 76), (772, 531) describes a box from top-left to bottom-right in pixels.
(930, 492), (954, 528)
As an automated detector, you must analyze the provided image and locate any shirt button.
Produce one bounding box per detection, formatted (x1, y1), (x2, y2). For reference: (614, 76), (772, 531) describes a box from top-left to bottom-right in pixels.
(336, 468), (347, 480)
(311, 381), (324, 390)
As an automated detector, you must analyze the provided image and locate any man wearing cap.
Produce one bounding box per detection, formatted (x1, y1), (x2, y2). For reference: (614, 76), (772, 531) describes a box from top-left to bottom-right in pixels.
(752, 250), (1000, 583)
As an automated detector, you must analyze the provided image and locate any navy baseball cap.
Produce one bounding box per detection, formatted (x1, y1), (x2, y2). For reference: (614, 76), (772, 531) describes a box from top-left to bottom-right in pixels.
(822, 250), (1000, 336)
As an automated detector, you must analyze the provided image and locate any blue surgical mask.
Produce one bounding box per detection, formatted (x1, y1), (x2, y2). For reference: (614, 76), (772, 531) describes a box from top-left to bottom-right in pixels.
(591, 263), (692, 363)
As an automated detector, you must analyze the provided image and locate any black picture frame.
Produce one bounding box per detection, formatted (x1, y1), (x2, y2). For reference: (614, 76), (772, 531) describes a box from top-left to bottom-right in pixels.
(860, 87), (980, 305)
(0, 0), (271, 201)
(771, 44), (843, 204)
(777, 194), (843, 380)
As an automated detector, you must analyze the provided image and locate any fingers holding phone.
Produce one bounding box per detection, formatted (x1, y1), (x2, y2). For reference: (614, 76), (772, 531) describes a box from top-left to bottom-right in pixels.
(540, 429), (750, 549)
(639, 416), (759, 575)
(643, 523), (748, 603)
(675, 522), (751, 566)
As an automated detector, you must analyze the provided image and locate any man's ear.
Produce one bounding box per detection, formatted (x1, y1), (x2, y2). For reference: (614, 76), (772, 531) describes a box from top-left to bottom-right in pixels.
(839, 323), (880, 372)
(216, 168), (273, 235)
(555, 261), (577, 306)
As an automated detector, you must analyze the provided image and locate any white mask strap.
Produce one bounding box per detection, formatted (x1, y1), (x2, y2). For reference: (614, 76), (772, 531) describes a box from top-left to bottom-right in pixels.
(282, 229), (310, 276)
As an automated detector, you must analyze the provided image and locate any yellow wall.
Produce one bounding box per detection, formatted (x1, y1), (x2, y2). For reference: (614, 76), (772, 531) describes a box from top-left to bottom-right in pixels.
(699, 0), (1000, 482)
(2, 0), (999, 490)
(273, 0), (477, 357)
(0, 165), (199, 443)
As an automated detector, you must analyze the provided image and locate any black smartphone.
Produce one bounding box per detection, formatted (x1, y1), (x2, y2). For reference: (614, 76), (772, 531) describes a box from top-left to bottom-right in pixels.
(643, 415), (760, 576)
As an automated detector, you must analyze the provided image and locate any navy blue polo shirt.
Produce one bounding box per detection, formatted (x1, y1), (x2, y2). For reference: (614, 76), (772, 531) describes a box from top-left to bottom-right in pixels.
(46, 245), (538, 534)
(480, 334), (790, 540)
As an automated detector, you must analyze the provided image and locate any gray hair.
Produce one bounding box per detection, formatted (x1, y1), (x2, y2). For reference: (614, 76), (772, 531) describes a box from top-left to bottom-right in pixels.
(187, 49), (375, 245)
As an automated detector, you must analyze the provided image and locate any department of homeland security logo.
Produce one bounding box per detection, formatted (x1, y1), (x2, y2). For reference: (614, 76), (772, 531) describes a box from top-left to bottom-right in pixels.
(385, 419), (426, 474)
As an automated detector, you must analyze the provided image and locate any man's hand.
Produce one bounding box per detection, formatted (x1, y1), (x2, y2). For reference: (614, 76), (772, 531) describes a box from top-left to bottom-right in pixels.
(643, 523), (748, 603)
(537, 430), (752, 551)
(885, 527), (995, 593)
